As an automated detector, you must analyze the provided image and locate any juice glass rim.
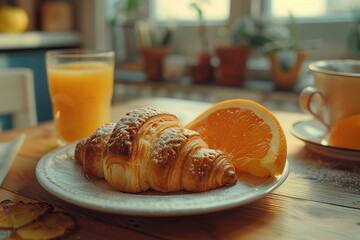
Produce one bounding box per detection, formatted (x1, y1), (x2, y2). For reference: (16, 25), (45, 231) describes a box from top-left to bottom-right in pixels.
(46, 49), (115, 59)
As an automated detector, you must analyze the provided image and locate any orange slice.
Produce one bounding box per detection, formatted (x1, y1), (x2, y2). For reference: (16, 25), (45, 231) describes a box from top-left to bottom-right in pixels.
(186, 99), (287, 178)
(329, 114), (360, 150)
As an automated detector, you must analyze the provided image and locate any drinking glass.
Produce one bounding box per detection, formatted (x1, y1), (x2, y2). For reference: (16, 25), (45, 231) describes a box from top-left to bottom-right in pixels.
(46, 49), (114, 145)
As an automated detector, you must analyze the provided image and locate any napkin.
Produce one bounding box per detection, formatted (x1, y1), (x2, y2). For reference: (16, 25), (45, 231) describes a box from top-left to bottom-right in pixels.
(0, 134), (25, 185)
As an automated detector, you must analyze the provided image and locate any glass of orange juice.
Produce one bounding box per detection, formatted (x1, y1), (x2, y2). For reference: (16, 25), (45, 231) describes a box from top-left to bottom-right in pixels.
(46, 49), (114, 146)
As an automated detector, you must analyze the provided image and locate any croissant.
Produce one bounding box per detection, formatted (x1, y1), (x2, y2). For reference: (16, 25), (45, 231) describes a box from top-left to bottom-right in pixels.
(75, 107), (236, 193)
(75, 123), (115, 178)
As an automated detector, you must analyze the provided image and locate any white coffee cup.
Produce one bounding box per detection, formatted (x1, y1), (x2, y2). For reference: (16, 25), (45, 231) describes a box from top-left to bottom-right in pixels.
(299, 59), (360, 131)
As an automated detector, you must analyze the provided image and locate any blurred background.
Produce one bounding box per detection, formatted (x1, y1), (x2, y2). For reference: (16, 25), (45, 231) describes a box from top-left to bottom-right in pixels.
(1, 0), (360, 129)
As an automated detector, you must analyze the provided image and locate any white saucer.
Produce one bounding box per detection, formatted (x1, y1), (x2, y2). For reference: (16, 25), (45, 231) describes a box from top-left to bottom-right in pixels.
(291, 119), (360, 161)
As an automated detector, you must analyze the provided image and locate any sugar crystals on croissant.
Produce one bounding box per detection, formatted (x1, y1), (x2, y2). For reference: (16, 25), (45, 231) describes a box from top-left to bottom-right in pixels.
(75, 107), (236, 193)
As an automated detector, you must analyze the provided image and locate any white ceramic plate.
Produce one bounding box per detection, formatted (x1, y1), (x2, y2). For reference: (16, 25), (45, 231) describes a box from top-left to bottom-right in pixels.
(36, 144), (289, 216)
(291, 119), (360, 161)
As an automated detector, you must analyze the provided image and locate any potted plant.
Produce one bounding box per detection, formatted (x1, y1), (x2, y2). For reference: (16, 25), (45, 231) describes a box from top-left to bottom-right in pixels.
(189, 0), (213, 84)
(110, 0), (145, 63)
(265, 14), (318, 91)
(139, 22), (176, 81)
(216, 17), (280, 86)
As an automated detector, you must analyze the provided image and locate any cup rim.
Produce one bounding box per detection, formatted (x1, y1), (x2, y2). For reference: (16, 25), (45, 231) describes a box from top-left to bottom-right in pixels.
(309, 59), (360, 77)
(46, 49), (115, 58)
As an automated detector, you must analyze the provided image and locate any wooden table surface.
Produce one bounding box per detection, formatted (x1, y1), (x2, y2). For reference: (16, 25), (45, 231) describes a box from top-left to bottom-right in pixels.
(1, 97), (359, 240)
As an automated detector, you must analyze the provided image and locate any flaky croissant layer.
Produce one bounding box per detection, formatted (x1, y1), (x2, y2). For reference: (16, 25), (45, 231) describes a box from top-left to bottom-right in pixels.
(75, 107), (237, 193)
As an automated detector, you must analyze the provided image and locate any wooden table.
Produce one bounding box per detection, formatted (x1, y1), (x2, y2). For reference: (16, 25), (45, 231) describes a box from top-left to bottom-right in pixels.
(1, 97), (359, 240)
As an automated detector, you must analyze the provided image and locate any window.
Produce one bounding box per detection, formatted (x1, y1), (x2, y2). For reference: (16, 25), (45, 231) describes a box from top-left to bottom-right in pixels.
(260, 0), (360, 61)
(151, 0), (230, 24)
(266, 0), (360, 20)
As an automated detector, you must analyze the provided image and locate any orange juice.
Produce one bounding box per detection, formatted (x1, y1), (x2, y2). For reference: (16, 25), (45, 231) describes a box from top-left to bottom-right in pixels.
(47, 61), (113, 143)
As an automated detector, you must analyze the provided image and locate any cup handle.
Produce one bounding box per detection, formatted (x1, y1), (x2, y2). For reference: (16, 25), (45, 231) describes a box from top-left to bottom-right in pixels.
(299, 86), (330, 130)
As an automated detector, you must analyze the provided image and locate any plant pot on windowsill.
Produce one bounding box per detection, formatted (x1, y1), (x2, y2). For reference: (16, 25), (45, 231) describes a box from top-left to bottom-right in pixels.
(216, 45), (251, 86)
(267, 50), (307, 91)
(141, 47), (170, 81)
(190, 52), (214, 84)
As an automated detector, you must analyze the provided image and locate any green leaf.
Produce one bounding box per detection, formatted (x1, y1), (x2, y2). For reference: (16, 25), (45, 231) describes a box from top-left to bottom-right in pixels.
(125, 0), (141, 13)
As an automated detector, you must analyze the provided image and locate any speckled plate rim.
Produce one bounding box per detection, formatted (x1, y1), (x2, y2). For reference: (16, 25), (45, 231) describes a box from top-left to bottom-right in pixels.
(36, 144), (289, 217)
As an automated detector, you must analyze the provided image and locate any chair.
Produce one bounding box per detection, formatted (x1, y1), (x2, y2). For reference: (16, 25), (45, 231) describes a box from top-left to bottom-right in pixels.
(0, 68), (37, 131)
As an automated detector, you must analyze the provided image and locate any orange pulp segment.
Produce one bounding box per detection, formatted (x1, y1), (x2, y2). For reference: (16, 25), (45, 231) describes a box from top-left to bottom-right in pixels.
(329, 114), (360, 150)
(186, 99), (287, 178)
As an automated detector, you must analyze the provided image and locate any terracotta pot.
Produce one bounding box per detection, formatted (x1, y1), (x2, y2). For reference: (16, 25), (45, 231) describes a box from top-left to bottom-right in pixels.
(198, 52), (211, 65)
(141, 47), (169, 81)
(191, 65), (213, 84)
(268, 50), (307, 91)
(191, 52), (214, 84)
(216, 45), (251, 86)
